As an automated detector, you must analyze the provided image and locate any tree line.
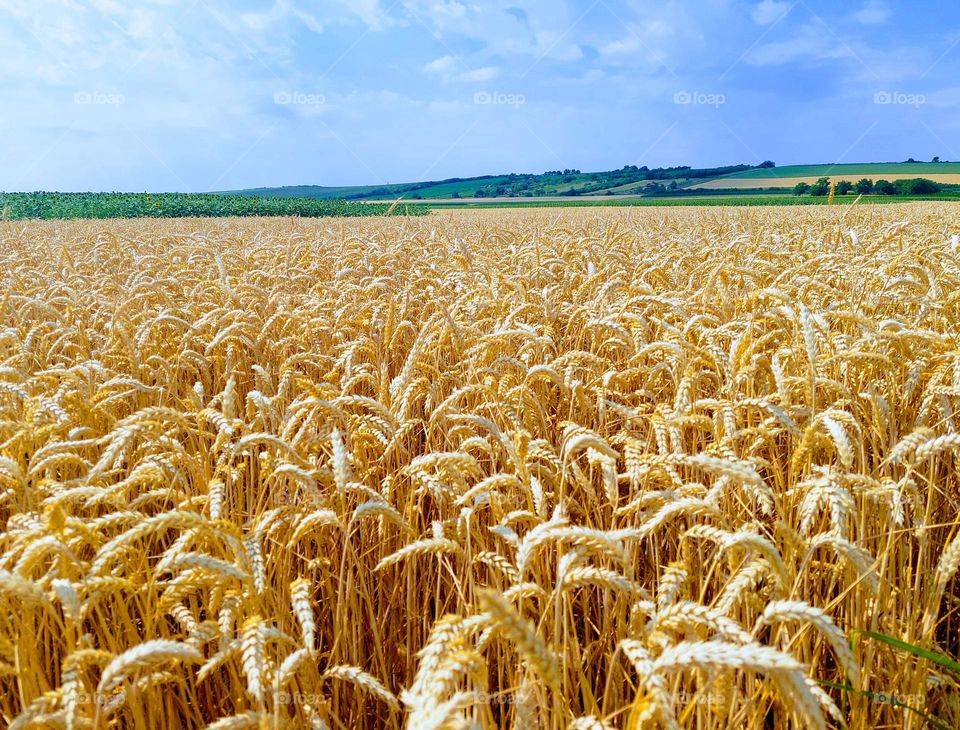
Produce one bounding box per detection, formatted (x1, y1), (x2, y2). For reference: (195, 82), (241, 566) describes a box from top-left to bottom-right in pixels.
(793, 176), (941, 196)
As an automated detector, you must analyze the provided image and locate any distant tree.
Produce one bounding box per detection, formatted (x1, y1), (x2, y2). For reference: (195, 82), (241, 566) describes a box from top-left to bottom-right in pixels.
(855, 178), (874, 194)
(906, 158), (917, 163)
(912, 177), (941, 194)
(895, 178), (940, 195)
(792, 182), (811, 196)
(835, 180), (854, 195)
(874, 179), (896, 195)
(809, 177), (831, 196)
(451, 191), (460, 199)
(474, 189), (487, 198)
(668, 180), (679, 190)
(759, 160), (776, 168)
(933, 156), (941, 163)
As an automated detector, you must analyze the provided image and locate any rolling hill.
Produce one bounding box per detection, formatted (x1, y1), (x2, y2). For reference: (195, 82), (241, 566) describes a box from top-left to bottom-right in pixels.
(222, 161), (960, 200)
(221, 163), (766, 201)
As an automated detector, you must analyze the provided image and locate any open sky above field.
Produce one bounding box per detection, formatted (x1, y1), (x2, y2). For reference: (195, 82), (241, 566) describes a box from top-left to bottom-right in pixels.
(2, 0), (960, 192)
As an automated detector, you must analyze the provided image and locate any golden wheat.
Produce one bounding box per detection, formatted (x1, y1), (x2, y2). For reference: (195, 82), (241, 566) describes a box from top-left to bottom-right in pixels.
(0, 205), (958, 728)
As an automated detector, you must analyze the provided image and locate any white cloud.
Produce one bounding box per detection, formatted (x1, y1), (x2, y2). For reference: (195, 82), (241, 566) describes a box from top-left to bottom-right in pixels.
(426, 0), (469, 21)
(332, 0), (397, 31)
(600, 36), (643, 57)
(852, 1), (890, 25)
(461, 66), (498, 82)
(423, 55), (458, 74)
(239, 0), (324, 34)
(402, 0), (583, 61)
(748, 23), (850, 65)
(752, 0), (792, 26)
(423, 55), (498, 82)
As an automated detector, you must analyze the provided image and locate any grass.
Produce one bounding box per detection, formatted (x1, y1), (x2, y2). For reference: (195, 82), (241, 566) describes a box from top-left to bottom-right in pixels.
(1, 205), (960, 728)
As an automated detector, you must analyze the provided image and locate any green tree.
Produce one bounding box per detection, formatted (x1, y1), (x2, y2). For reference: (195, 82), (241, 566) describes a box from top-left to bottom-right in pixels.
(874, 179), (896, 195)
(792, 182), (811, 196)
(835, 180), (854, 195)
(895, 178), (940, 195)
(855, 178), (874, 194)
(809, 177), (831, 196)
(912, 178), (940, 194)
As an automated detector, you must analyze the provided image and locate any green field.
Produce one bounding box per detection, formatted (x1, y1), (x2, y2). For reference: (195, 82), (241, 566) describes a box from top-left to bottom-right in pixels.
(0, 192), (424, 220)
(718, 162), (960, 180)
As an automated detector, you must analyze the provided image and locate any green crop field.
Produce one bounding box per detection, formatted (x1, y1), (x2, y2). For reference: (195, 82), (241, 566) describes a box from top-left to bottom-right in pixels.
(0, 192), (424, 220)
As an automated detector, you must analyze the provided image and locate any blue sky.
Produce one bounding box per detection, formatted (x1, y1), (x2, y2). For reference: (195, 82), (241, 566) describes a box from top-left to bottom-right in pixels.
(1, 0), (959, 191)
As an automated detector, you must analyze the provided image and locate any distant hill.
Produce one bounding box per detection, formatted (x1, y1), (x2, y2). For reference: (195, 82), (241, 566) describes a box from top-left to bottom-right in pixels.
(221, 162), (774, 201)
(223, 160), (960, 199)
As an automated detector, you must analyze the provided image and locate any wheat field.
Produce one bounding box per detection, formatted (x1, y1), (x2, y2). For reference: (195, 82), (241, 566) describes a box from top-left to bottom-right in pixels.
(1, 205), (959, 729)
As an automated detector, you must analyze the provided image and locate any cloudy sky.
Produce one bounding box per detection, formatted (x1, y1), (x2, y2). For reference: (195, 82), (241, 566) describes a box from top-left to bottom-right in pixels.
(1, 0), (958, 191)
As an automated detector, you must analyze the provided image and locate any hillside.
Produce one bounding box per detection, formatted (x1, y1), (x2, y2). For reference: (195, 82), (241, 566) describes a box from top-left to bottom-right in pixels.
(222, 163), (769, 201)
(223, 161), (960, 200)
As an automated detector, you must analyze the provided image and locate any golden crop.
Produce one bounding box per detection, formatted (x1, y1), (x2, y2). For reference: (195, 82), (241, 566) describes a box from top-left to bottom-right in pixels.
(1, 205), (959, 729)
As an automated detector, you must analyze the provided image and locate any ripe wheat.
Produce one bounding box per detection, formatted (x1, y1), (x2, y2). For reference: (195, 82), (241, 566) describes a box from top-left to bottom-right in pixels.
(0, 206), (958, 728)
